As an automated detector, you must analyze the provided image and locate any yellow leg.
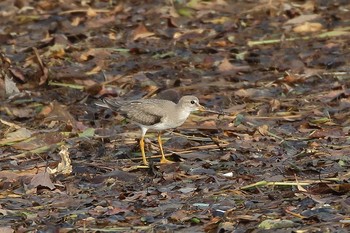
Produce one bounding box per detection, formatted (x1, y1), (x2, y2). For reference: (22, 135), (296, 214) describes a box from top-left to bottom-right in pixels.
(139, 136), (149, 166)
(158, 132), (173, 164)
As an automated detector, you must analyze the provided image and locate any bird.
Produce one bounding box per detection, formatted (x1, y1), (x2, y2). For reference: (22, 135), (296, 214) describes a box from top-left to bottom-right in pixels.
(97, 95), (206, 165)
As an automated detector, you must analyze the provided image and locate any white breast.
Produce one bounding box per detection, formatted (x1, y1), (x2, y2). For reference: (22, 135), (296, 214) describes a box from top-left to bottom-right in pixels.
(149, 109), (191, 131)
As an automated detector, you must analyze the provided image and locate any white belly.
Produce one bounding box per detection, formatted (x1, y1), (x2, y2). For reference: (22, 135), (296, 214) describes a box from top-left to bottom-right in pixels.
(148, 119), (186, 131)
(140, 109), (191, 131)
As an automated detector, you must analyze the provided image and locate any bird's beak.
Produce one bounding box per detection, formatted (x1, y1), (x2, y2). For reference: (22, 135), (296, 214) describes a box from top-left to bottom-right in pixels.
(198, 104), (228, 115)
(197, 104), (207, 112)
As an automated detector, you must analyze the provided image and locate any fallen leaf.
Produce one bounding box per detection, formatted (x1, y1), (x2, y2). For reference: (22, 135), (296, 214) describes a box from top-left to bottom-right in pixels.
(29, 172), (55, 190)
(47, 145), (72, 175)
(170, 210), (192, 222)
(87, 7), (97, 17)
(319, 89), (344, 103)
(284, 14), (320, 25)
(12, 132), (64, 150)
(9, 67), (26, 82)
(258, 219), (296, 229)
(4, 76), (20, 96)
(218, 57), (235, 73)
(10, 107), (34, 118)
(178, 187), (197, 194)
(0, 227), (14, 233)
(293, 22), (323, 33)
(132, 23), (155, 41)
(269, 99), (280, 112)
(257, 125), (269, 136)
(0, 128), (33, 145)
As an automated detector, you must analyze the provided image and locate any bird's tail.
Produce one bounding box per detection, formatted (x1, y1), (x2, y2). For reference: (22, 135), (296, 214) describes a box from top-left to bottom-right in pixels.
(95, 100), (109, 108)
(96, 98), (123, 111)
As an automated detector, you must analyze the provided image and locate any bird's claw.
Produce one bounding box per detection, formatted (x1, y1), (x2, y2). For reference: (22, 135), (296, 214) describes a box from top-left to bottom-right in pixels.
(160, 158), (174, 164)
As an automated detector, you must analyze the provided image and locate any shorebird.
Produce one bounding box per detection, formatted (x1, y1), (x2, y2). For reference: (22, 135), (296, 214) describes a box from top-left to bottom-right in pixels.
(98, 96), (206, 165)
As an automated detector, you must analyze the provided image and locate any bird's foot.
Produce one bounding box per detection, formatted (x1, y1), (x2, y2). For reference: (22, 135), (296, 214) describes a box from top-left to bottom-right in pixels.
(160, 157), (174, 164)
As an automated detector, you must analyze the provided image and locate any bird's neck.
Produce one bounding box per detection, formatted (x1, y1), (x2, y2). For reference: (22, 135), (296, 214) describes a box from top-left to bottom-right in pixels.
(174, 106), (191, 124)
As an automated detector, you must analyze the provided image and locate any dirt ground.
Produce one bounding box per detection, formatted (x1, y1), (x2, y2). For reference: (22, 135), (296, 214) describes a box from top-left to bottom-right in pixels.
(1, 0), (350, 232)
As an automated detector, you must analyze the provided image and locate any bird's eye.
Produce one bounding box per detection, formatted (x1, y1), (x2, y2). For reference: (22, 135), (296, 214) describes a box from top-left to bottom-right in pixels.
(190, 100), (195, 104)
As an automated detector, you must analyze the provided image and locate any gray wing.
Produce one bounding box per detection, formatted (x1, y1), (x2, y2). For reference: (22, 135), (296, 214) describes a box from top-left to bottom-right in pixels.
(102, 98), (123, 111)
(95, 100), (109, 108)
(103, 98), (168, 126)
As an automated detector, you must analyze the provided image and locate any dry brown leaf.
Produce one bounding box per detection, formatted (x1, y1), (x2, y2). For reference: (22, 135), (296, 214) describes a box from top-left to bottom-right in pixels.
(4, 76), (19, 96)
(33, 47), (49, 86)
(169, 209), (192, 222)
(12, 132), (64, 150)
(293, 22), (323, 33)
(0, 227), (14, 233)
(47, 145), (72, 175)
(10, 107), (34, 118)
(38, 105), (53, 118)
(301, 1), (316, 11)
(29, 171), (55, 190)
(210, 40), (228, 47)
(218, 57), (235, 73)
(43, 101), (78, 130)
(87, 7), (97, 17)
(0, 171), (20, 182)
(9, 67), (26, 82)
(0, 128), (32, 144)
(71, 17), (81, 26)
(282, 74), (304, 84)
(284, 14), (320, 25)
(132, 23), (155, 41)
(269, 99), (280, 112)
(108, 32), (117, 40)
(0, 119), (21, 129)
(295, 174), (307, 192)
(257, 124), (269, 136)
(201, 120), (217, 127)
(319, 90), (344, 103)
(234, 88), (275, 98)
(218, 58), (251, 74)
(86, 65), (102, 75)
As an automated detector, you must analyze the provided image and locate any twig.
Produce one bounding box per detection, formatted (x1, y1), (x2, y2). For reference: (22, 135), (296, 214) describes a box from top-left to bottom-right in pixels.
(240, 179), (334, 190)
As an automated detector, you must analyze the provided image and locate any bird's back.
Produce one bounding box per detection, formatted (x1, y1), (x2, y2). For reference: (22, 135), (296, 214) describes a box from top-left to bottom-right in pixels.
(103, 98), (176, 126)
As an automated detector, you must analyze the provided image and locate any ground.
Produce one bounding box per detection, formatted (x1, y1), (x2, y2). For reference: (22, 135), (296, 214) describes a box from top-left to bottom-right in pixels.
(0, 0), (350, 232)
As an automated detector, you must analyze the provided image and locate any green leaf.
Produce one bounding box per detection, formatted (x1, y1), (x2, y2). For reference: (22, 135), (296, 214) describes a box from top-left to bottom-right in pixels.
(78, 128), (95, 138)
(191, 217), (201, 224)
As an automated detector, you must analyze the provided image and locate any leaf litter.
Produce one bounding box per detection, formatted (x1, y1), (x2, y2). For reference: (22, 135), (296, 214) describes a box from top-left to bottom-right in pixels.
(0, 0), (350, 232)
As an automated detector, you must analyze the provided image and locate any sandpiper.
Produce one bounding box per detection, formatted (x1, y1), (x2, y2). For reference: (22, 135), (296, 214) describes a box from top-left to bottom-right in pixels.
(98, 95), (206, 165)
